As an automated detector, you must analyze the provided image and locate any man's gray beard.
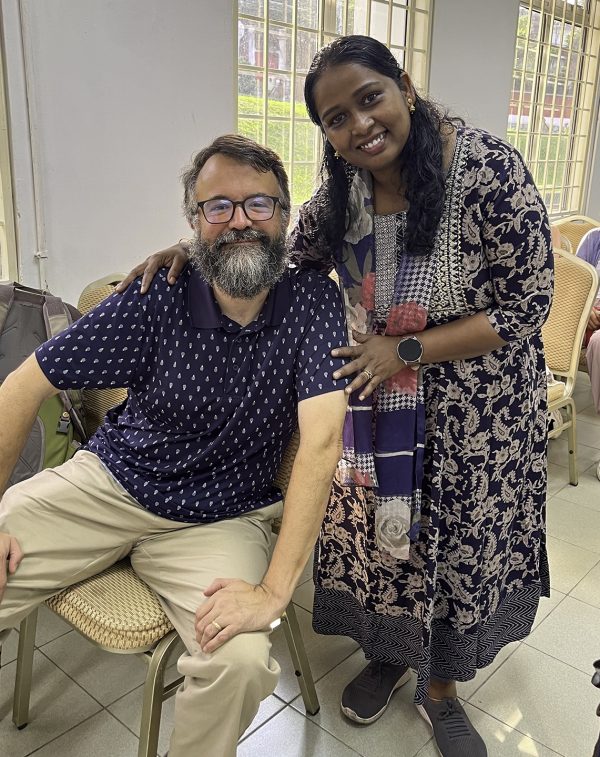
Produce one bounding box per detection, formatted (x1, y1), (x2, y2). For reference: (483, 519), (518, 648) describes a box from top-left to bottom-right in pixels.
(189, 228), (289, 299)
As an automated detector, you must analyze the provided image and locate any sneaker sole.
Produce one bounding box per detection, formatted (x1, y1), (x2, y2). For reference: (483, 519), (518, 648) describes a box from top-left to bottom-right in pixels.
(340, 669), (412, 724)
(415, 704), (443, 756)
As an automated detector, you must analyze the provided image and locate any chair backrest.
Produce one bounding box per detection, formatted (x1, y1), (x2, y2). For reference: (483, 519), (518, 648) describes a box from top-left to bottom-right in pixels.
(554, 215), (600, 254)
(77, 274), (128, 436)
(542, 248), (599, 393)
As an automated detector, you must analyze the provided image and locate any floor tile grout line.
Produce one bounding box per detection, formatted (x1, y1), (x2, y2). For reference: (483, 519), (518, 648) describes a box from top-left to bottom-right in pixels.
(564, 561), (600, 605)
(238, 702), (363, 756)
(104, 687), (151, 743)
(520, 639), (597, 677)
(463, 642), (522, 703)
(34, 627), (75, 650)
(543, 530), (600, 555)
(237, 702), (290, 744)
(22, 710), (113, 757)
(464, 701), (568, 757)
(36, 645), (142, 711)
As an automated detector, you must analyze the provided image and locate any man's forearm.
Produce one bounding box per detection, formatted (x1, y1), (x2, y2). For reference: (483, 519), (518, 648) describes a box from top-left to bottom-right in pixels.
(260, 436), (341, 613)
(0, 357), (57, 496)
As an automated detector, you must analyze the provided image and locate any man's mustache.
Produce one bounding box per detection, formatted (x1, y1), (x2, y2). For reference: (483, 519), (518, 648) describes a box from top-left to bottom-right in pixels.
(214, 229), (271, 249)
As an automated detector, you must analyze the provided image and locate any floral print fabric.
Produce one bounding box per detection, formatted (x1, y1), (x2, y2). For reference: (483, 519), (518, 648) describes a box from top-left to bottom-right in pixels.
(288, 128), (553, 702)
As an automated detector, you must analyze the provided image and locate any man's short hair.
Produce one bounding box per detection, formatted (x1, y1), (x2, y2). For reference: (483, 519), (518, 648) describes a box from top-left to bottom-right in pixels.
(182, 134), (291, 226)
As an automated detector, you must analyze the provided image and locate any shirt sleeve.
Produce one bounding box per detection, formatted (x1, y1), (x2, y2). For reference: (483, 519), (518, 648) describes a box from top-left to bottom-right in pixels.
(35, 278), (152, 390)
(576, 228), (600, 268)
(295, 275), (350, 401)
(482, 144), (554, 342)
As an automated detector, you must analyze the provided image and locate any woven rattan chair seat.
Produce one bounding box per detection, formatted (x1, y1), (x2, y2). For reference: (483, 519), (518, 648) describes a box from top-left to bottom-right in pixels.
(46, 560), (174, 651)
(547, 380), (566, 404)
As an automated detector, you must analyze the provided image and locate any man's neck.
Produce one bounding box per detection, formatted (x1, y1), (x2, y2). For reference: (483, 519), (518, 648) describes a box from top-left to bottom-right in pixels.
(212, 285), (270, 327)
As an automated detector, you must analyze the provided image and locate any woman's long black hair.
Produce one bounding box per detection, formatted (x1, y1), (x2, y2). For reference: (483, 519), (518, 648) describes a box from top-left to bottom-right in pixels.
(304, 35), (463, 259)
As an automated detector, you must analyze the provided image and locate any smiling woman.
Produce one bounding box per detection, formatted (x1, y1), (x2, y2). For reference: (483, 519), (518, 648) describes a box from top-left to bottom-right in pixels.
(287, 34), (552, 757)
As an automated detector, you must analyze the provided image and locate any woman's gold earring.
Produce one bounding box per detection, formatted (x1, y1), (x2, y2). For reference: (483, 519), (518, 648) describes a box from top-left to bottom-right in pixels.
(407, 97), (416, 114)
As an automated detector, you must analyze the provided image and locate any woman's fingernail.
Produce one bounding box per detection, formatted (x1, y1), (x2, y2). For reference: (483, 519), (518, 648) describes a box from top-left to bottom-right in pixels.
(333, 372), (340, 379)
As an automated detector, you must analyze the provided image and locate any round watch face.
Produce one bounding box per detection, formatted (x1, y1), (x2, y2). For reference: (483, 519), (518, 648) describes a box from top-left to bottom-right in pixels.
(398, 336), (422, 363)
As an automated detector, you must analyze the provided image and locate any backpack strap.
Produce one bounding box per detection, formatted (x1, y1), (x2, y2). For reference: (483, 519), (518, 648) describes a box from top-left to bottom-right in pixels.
(42, 295), (89, 443)
(43, 293), (74, 339)
(0, 283), (16, 334)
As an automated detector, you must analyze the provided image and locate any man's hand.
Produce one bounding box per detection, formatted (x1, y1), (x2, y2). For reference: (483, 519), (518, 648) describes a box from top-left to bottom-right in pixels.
(115, 243), (190, 295)
(588, 307), (600, 332)
(195, 578), (285, 653)
(0, 532), (23, 603)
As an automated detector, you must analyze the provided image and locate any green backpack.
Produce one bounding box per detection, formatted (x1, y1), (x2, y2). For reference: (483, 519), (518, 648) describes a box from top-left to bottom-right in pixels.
(0, 283), (87, 488)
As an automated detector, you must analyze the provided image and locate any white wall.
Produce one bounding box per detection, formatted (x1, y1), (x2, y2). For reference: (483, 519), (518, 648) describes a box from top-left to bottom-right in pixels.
(587, 98), (600, 218)
(1, 0), (235, 303)
(428, 0), (520, 139)
(2, 0), (599, 303)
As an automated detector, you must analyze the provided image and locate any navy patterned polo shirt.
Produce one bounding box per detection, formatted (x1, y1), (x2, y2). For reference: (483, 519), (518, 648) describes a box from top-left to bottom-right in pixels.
(35, 266), (349, 522)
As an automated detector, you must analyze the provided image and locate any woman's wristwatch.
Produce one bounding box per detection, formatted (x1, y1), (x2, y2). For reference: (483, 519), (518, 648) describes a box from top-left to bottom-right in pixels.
(396, 335), (424, 371)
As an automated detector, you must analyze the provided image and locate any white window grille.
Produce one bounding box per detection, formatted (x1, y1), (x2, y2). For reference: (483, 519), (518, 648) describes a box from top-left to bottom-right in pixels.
(508, 0), (600, 216)
(237, 0), (433, 209)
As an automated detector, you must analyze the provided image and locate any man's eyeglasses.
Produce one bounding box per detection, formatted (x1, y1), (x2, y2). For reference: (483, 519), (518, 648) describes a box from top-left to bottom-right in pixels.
(196, 195), (282, 224)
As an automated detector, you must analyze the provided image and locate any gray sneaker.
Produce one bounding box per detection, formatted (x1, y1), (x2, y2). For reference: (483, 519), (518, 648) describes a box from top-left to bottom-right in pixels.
(341, 660), (412, 724)
(416, 697), (487, 756)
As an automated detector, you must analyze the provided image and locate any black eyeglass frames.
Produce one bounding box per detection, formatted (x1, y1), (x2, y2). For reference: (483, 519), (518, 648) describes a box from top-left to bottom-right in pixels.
(196, 195), (282, 224)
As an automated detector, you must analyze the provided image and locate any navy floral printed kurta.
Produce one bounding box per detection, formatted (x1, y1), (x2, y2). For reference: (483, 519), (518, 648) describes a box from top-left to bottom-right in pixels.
(288, 127), (553, 703)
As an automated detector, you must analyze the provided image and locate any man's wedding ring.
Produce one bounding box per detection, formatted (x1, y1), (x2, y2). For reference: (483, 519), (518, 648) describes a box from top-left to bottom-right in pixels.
(212, 620), (223, 632)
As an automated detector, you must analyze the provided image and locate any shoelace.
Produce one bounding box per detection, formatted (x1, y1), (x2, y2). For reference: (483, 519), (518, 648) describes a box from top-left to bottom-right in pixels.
(355, 662), (382, 694)
(435, 699), (473, 740)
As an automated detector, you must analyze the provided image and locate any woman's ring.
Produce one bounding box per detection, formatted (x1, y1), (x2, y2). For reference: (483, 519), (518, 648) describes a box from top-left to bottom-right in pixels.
(362, 369), (374, 381)
(212, 620), (223, 632)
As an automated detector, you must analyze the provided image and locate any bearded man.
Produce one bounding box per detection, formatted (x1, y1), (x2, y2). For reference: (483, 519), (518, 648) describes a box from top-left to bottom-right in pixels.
(0, 135), (349, 757)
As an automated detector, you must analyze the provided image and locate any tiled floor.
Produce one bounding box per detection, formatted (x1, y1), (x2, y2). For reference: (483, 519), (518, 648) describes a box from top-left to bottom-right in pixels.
(1, 375), (599, 756)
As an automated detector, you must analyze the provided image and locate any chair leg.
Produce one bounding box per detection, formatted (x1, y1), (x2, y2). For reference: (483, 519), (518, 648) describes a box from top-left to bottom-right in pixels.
(138, 631), (182, 757)
(281, 602), (320, 715)
(12, 608), (39, 729)
(566, 399), (578, 486)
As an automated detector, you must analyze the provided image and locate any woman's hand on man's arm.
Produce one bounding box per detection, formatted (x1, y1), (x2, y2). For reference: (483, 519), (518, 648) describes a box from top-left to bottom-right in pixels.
(115, 242), (190, 294)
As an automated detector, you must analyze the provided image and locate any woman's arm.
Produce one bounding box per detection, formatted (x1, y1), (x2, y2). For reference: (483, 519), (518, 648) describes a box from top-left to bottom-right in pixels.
(115, 242), (190, 294)
(287, 184), (336, 274)
(332, 140), (553, 399)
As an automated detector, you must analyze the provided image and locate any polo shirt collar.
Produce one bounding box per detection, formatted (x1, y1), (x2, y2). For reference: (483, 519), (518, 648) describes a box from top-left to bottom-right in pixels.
(187, 265), (294, 330)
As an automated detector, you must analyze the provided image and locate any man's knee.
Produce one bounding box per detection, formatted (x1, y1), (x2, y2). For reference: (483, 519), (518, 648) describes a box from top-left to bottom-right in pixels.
(179, 631), (279, 690)
(0, 475), (40, 520)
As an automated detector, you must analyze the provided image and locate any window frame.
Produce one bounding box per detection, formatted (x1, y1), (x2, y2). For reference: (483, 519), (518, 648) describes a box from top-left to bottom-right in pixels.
(508, 0), (600, 217)
(0, 38), (17, 283)
(236, 0), (434, 212)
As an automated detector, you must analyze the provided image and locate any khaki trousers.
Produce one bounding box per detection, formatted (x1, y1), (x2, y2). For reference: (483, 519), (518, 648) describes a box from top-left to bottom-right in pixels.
(0, 451), (282, 757)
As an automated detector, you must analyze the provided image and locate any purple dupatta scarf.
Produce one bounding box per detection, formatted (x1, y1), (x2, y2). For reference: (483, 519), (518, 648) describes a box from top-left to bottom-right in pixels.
(337, 169), (439, 560)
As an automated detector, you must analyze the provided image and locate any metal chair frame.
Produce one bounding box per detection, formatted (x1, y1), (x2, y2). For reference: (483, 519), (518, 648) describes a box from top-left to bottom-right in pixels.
(543, 248), (599, 485)
(12, 595), (318, 757)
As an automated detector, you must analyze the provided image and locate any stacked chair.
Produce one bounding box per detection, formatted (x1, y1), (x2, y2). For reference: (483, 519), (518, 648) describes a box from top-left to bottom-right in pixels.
(542, 249), (599, 485)
(552, 215), (600, 254)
